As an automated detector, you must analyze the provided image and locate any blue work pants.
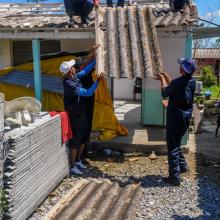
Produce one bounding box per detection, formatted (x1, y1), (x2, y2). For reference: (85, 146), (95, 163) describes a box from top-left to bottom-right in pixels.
(166, 104), (190, 181)
(64, 0), (94, 23)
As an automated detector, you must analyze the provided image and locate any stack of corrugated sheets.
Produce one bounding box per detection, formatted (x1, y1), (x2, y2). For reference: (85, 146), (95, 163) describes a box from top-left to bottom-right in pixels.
(2, 114), (69, 220)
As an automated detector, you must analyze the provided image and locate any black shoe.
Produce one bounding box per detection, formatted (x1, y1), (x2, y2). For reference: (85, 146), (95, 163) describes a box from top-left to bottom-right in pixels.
(180, 167), (189, 174)
(81, 17), (90, 27)
(162, 177), (181, 186)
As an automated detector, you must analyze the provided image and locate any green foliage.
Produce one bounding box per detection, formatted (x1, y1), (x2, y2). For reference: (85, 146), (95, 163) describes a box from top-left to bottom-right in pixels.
(195, 96), (204, 105)
(204, 85), (220, 99)
(0, 189), (7, 214)
(201, 65), (218, 87)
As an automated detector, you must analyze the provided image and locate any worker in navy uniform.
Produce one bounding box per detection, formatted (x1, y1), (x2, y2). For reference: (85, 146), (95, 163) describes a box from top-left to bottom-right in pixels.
(158, 58), (196, 186)
(153, 0), (189, 16)
(60, 49), (104, 175)
(64, 0), (99, 28)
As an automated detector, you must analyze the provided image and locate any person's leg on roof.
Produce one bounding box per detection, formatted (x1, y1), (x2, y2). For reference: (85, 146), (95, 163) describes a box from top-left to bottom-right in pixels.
(81, 0), (94, 26)
(64, 0), (77, 27)
(107, 0), (113, 7)
(117, 0), (125, 7)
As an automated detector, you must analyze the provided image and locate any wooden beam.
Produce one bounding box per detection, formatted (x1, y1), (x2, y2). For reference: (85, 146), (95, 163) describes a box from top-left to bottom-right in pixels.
(0, 31), (95, 39)
(32, 39), (42, 101)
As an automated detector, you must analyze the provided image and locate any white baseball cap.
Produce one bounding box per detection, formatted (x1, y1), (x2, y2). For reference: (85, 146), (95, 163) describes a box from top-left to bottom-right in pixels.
(59, 59), (76, 75)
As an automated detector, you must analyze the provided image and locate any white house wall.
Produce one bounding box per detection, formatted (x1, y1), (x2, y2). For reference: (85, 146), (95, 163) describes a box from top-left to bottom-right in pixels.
(142, 36), (186, 126)
(0, 39), (11, 69)
(113, 78), (141, 100)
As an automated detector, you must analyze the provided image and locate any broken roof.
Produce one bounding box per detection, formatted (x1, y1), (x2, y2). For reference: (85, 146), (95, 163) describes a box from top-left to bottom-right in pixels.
(0, 2), (198, 29)
(96, 4), (198, 79)
(0, 3), (95, 29)
(0, 2), (198, 79)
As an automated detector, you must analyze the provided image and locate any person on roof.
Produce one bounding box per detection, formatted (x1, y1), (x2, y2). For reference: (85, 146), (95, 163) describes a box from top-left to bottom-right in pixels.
(158, 58), (196, 186)
(64, 0), (99, 28)
(153, 0), (189, 17)
(170, 0), (190, 11)
(107, 0), (125, 7)
(60, 45), (105, 175)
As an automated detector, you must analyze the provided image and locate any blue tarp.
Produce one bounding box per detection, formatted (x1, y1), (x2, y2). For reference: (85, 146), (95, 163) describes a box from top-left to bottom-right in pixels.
(0, 71), (64, 94)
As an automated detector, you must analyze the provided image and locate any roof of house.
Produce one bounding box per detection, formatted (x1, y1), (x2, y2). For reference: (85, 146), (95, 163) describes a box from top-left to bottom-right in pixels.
(193, 27), (220, 39)
(0, 2), (198, 29)
(97, 3), (198, 79)
(193, 48), (220, 59)
(0, 2), (198, 79)
(0, 3), (95, 29)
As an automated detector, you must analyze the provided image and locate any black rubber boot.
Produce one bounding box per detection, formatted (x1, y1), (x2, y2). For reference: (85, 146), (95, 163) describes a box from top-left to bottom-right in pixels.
(162, 177), (181, 186)
(180, 167), (189, 174)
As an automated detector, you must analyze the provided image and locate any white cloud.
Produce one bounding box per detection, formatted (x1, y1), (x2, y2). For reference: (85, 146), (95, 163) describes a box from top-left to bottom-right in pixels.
(202, 8), (220, 20)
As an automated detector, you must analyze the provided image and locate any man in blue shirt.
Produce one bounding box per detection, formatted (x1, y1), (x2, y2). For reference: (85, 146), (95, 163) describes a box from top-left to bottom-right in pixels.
(158, 58), (196, 186)
(60, 56), (104, 175)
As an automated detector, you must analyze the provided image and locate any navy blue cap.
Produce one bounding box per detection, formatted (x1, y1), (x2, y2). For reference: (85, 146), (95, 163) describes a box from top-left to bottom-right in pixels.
(178, 58), (196, 75)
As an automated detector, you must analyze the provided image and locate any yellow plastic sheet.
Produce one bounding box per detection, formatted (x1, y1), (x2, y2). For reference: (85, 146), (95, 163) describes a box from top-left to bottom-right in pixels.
(92, 74), (128, 140)
(0, 56), (128, 140)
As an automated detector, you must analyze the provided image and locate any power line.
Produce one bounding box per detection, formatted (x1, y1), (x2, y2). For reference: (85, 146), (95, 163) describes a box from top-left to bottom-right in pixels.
(198, 18), (220, 28)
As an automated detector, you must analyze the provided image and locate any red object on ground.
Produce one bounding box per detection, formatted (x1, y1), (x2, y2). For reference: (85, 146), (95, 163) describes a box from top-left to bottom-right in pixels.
(49, 111), (73, 144)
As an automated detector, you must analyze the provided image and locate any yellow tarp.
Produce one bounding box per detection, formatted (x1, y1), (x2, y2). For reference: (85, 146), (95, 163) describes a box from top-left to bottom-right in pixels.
(0, 56), (128, 140)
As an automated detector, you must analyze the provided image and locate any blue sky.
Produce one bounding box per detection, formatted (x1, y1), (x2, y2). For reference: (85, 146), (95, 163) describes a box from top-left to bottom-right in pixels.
(0, 0), (219, 26)
(194, 0), (220, 25)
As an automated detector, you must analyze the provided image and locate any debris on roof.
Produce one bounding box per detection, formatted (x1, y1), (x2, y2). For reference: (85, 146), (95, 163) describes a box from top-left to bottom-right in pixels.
(0, 3), (95, 29)
(0, 2), (197, 29)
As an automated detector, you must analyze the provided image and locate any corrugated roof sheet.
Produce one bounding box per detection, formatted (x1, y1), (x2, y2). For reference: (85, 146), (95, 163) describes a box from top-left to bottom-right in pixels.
(96, 4), (198, 79)
(0, 3), (95, 29)
(3, 115), (69, 220)
(193, 48), (220, 59)
(0, 2), (197, 29)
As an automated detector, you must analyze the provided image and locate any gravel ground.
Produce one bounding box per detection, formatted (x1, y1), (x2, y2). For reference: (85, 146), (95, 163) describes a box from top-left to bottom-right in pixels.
(136, 176), (220, 220)
(29, 150), (220, 220)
